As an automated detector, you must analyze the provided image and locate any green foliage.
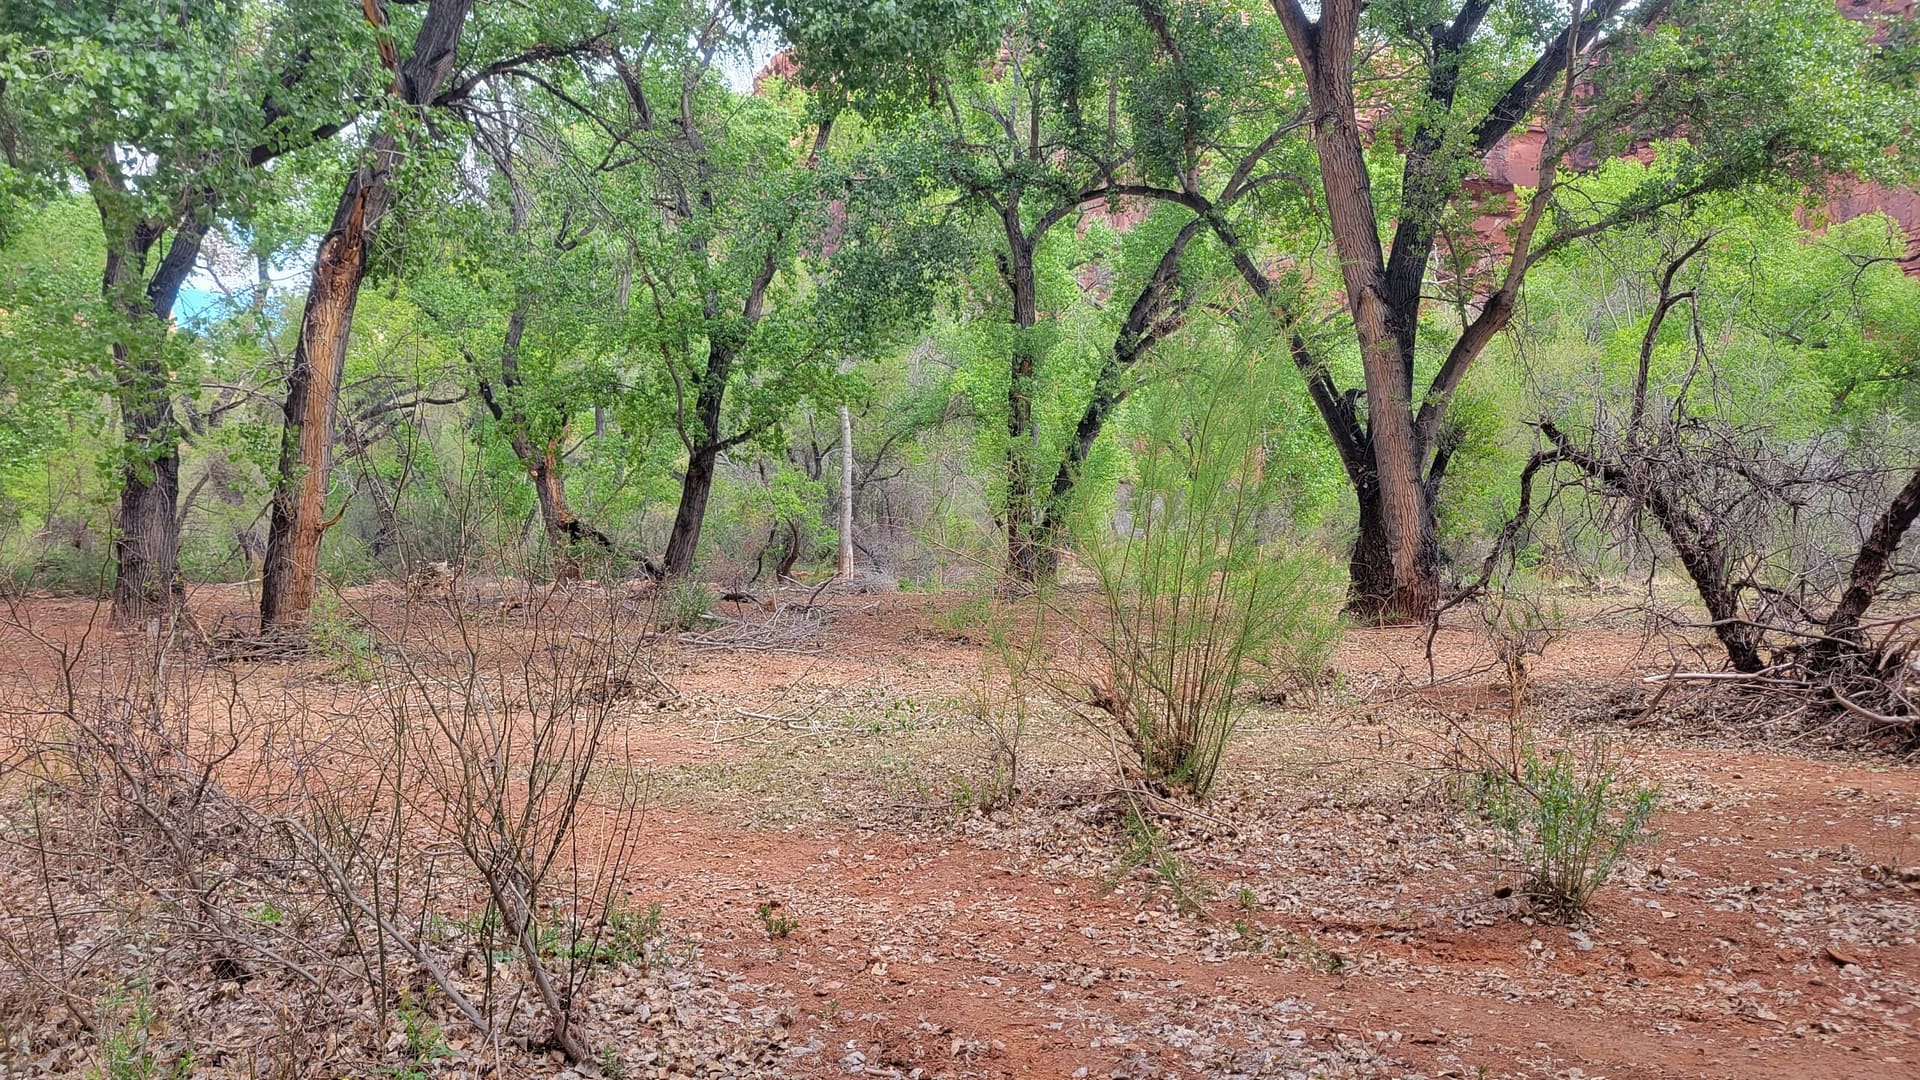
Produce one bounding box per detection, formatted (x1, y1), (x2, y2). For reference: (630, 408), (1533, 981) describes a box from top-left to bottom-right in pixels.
(660, 578), (715, 632)
(1470, 741), (1659, 922)
(534, 899), (668, 968)
(755, 900), (797, 939)
(1080, 346), (1343, 799)
(1591, 1), (1917, 192)
(1107, 804), (1209, 915)
(389, 995), (451, 1080)
(750, 0), (1013, 113)
(931, 593), (997, 642)
(0, 197), (109, 491)
(0, 0), (378, 210)
(310, 600), (378, 680)
(88, 991), (192, 1080)
(0, 0), (1911, 636)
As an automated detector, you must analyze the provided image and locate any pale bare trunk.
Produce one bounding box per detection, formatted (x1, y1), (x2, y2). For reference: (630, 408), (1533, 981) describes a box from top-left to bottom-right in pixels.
(837, 404), (854, 577)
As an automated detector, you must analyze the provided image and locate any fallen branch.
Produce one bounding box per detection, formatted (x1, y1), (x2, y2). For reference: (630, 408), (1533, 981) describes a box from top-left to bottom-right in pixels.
(1833, 689), (1913, 727)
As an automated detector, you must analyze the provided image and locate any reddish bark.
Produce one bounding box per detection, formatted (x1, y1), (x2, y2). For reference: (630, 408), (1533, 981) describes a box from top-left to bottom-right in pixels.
(259, 0), (476, 628)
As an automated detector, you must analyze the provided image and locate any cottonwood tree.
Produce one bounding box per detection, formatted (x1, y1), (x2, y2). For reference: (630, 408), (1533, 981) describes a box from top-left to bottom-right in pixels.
(0, 0), (372, 623)
(446, 107), (626, 580)
(259, 0), (606, 626)
(571, 8), (955, 577)
(767, 0), (1310, 581)
(1253, 0), (1913, 620)
(604, 19), (841, 577)
(1029, 0), (1316, 563)
(259, 0), (477, 627)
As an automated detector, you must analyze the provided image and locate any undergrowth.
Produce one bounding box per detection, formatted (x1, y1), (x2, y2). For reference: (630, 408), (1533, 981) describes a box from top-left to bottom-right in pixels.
(1469, 739), (1659, 921)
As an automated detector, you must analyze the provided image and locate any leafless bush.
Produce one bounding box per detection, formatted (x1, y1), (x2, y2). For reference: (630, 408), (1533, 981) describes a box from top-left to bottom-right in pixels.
(0, 607), (358, 1072)
(1477, 236), (1920, 741)
(1525, 415), (1919, 739)
(0, 584), (665, 1073)
(275, 585), (657, 1064)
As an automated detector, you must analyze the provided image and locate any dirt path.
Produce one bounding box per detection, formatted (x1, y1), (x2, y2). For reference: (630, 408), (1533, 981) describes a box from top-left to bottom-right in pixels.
(2, 584), (1916, 1078)
(603, 762), (1918, 1080)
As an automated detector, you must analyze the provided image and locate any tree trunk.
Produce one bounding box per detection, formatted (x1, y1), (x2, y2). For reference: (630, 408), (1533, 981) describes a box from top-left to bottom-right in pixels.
(1276, 8), (1436, 623)
(259, 0), (475, 629)
(476, 306), (609, 582)
(662, 448), (717, 576)
(102, 245), (169, 623)
(776, 520), (803, 581)
(92, 174), (211, 625)
(113, 430), (182, 622)
(1003, 223), (1048, 584)
(1816, 464), (1920, 664)
(259, 182), (377, 626)
(1346, 481), (1398, 618)
(1541, 421), (1767, 673)
(1264, 0), (1612, 624)
(837, 404), (854, 577)
(525, 447), (615, 581)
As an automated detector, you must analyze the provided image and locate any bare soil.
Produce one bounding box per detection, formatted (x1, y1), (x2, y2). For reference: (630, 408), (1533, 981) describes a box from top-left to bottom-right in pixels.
(2, 582), (1917, 1079)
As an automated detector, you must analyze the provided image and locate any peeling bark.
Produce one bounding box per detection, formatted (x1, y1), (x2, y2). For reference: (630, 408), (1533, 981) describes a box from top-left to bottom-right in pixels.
(260, 0), (476, 628)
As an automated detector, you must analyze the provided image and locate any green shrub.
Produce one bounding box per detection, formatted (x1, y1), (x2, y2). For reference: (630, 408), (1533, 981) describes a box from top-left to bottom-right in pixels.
(755, 901), (797, 939)
(659, 578), (715, 632)
(90, 991), (192, 1080)
(1106, 805), (1208, 915)
(310, 599), (378, 680)
(1078, 349), (1341, 799)
(1471, 740), (1659, 921)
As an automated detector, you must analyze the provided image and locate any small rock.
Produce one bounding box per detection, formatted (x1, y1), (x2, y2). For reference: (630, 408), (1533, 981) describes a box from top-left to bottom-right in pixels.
(1824, 946), (1865, 968)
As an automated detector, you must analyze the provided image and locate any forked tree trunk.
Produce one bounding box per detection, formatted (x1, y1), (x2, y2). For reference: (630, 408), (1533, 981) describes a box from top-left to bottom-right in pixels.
(1290, 27), (1434, 623)
(93, 184), (211, 626)
(259, 0), (475, 628)
(776, 520), (803, 582)
(476, 306), (611, 582)
(1264, 0), (1619, 624)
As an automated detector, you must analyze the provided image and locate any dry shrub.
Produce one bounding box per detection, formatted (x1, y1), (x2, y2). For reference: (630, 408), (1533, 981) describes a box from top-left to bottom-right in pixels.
(0, 587), (663, 1074)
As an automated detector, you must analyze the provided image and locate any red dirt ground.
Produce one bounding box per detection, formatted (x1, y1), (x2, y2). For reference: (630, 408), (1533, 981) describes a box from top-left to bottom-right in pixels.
(3, 584), (1917, 1079)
